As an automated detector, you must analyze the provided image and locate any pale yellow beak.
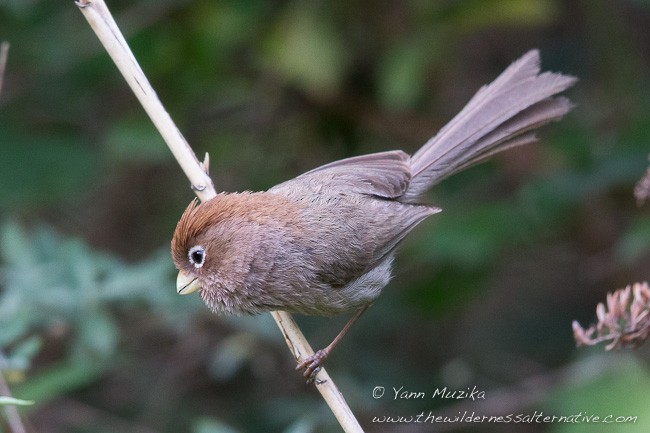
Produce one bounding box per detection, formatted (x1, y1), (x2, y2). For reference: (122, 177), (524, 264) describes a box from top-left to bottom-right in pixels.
(176, 271), (201, 295)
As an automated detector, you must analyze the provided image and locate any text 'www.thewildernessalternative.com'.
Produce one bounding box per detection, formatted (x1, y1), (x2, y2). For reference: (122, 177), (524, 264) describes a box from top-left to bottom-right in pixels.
(371, 410), (638, 425)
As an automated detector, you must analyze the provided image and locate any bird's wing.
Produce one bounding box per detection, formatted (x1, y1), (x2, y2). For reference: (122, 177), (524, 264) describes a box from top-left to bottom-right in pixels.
(270, 150), (412, 199)
(268, 151), (438, 298)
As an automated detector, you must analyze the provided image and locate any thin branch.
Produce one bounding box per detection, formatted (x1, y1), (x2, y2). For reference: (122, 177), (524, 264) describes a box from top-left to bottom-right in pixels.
(0, 368), (28, 433)
(0, 41), (9, 100)
(74, 1), (363, 432)
(75, 0), (215, 202)
(270, 311), (363, 432)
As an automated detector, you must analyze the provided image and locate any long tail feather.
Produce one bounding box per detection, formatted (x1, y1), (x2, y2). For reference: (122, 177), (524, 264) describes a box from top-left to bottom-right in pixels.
(403, 50), (576, 202)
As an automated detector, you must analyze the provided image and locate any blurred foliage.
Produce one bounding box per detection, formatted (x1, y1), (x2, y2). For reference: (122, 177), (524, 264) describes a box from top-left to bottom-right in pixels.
(1, 0), (650, 432)
(546, 354), (650, 433)
(0, 221), (199, 406)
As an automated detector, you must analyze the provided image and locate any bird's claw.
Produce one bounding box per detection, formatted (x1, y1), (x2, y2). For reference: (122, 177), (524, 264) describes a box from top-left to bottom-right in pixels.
(296, 349), (329, 384)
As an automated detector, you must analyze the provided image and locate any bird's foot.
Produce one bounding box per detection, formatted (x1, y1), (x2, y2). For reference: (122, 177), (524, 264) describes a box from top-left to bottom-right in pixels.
(296, 348), (330, 384)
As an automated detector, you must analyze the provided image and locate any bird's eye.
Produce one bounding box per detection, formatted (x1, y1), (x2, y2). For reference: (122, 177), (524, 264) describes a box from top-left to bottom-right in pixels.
(188, 245), (206, 268)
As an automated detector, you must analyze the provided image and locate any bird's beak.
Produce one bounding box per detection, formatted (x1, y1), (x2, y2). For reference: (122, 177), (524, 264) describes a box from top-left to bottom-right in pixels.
(176, 271), (201, 295)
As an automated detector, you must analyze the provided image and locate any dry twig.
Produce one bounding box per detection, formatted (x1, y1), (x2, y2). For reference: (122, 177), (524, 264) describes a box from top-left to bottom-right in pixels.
(0, 41), (9, 99)
(0, 366), (28, 433)
(74, 1), (363, 431)
(0, 373), (27, 433)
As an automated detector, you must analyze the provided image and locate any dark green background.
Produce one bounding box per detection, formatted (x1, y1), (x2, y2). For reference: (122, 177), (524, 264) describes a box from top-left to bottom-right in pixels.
(1, 0), (649, 432)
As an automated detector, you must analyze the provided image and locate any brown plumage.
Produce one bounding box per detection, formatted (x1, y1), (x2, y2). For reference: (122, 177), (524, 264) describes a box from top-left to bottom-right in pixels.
(171, 50), (576, 381)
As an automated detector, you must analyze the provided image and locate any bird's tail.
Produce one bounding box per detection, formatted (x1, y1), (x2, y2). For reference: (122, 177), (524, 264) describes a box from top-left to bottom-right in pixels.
(403, 50), (577, 202)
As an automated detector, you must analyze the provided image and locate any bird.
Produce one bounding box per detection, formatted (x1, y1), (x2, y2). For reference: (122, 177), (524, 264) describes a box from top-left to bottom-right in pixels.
(171, 49), (576, 382)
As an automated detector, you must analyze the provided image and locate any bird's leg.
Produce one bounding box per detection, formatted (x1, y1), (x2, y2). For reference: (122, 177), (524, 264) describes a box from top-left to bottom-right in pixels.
(296, 304), (370, 384)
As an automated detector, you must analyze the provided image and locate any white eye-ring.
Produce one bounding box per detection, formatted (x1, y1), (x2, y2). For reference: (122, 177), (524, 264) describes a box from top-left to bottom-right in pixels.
(188, 245), (206, 268)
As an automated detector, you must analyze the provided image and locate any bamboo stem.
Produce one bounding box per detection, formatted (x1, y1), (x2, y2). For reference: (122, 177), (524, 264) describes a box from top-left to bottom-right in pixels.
(75, 1), (363, 431)
(75, 0), (215, 202)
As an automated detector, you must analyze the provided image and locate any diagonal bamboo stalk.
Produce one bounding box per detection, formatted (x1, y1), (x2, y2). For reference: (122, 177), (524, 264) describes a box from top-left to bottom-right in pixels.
(74, 1), (363, 431)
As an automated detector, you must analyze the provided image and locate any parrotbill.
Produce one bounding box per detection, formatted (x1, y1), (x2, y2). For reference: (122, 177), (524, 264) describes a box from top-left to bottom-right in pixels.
(171, 50), (576, 382)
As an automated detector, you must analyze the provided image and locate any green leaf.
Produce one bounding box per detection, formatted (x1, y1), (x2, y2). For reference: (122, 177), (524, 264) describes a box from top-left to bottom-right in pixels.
(545, 355), (650, 433)
(0, 220), (36, 270)
(5, 336), (43, 371)
(261, 5), (349, 98)
(452, 0), (557, 32)
(615, 216), (650, 265)
(15, 360), (109, 403)
(74, 309), (119, 359)
(410, 201), (532, 268)
(193, 418), (242, 433)
(103, 116), (170, 164)
(377, 40), (431, 110)
(0, 124), (97, 209)
(209, 333), (257, 380)
(282, 416), (317, 433)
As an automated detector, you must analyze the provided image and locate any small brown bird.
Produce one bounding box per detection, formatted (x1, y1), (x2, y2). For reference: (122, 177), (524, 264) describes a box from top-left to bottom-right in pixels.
(172, 50), (576, 382)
